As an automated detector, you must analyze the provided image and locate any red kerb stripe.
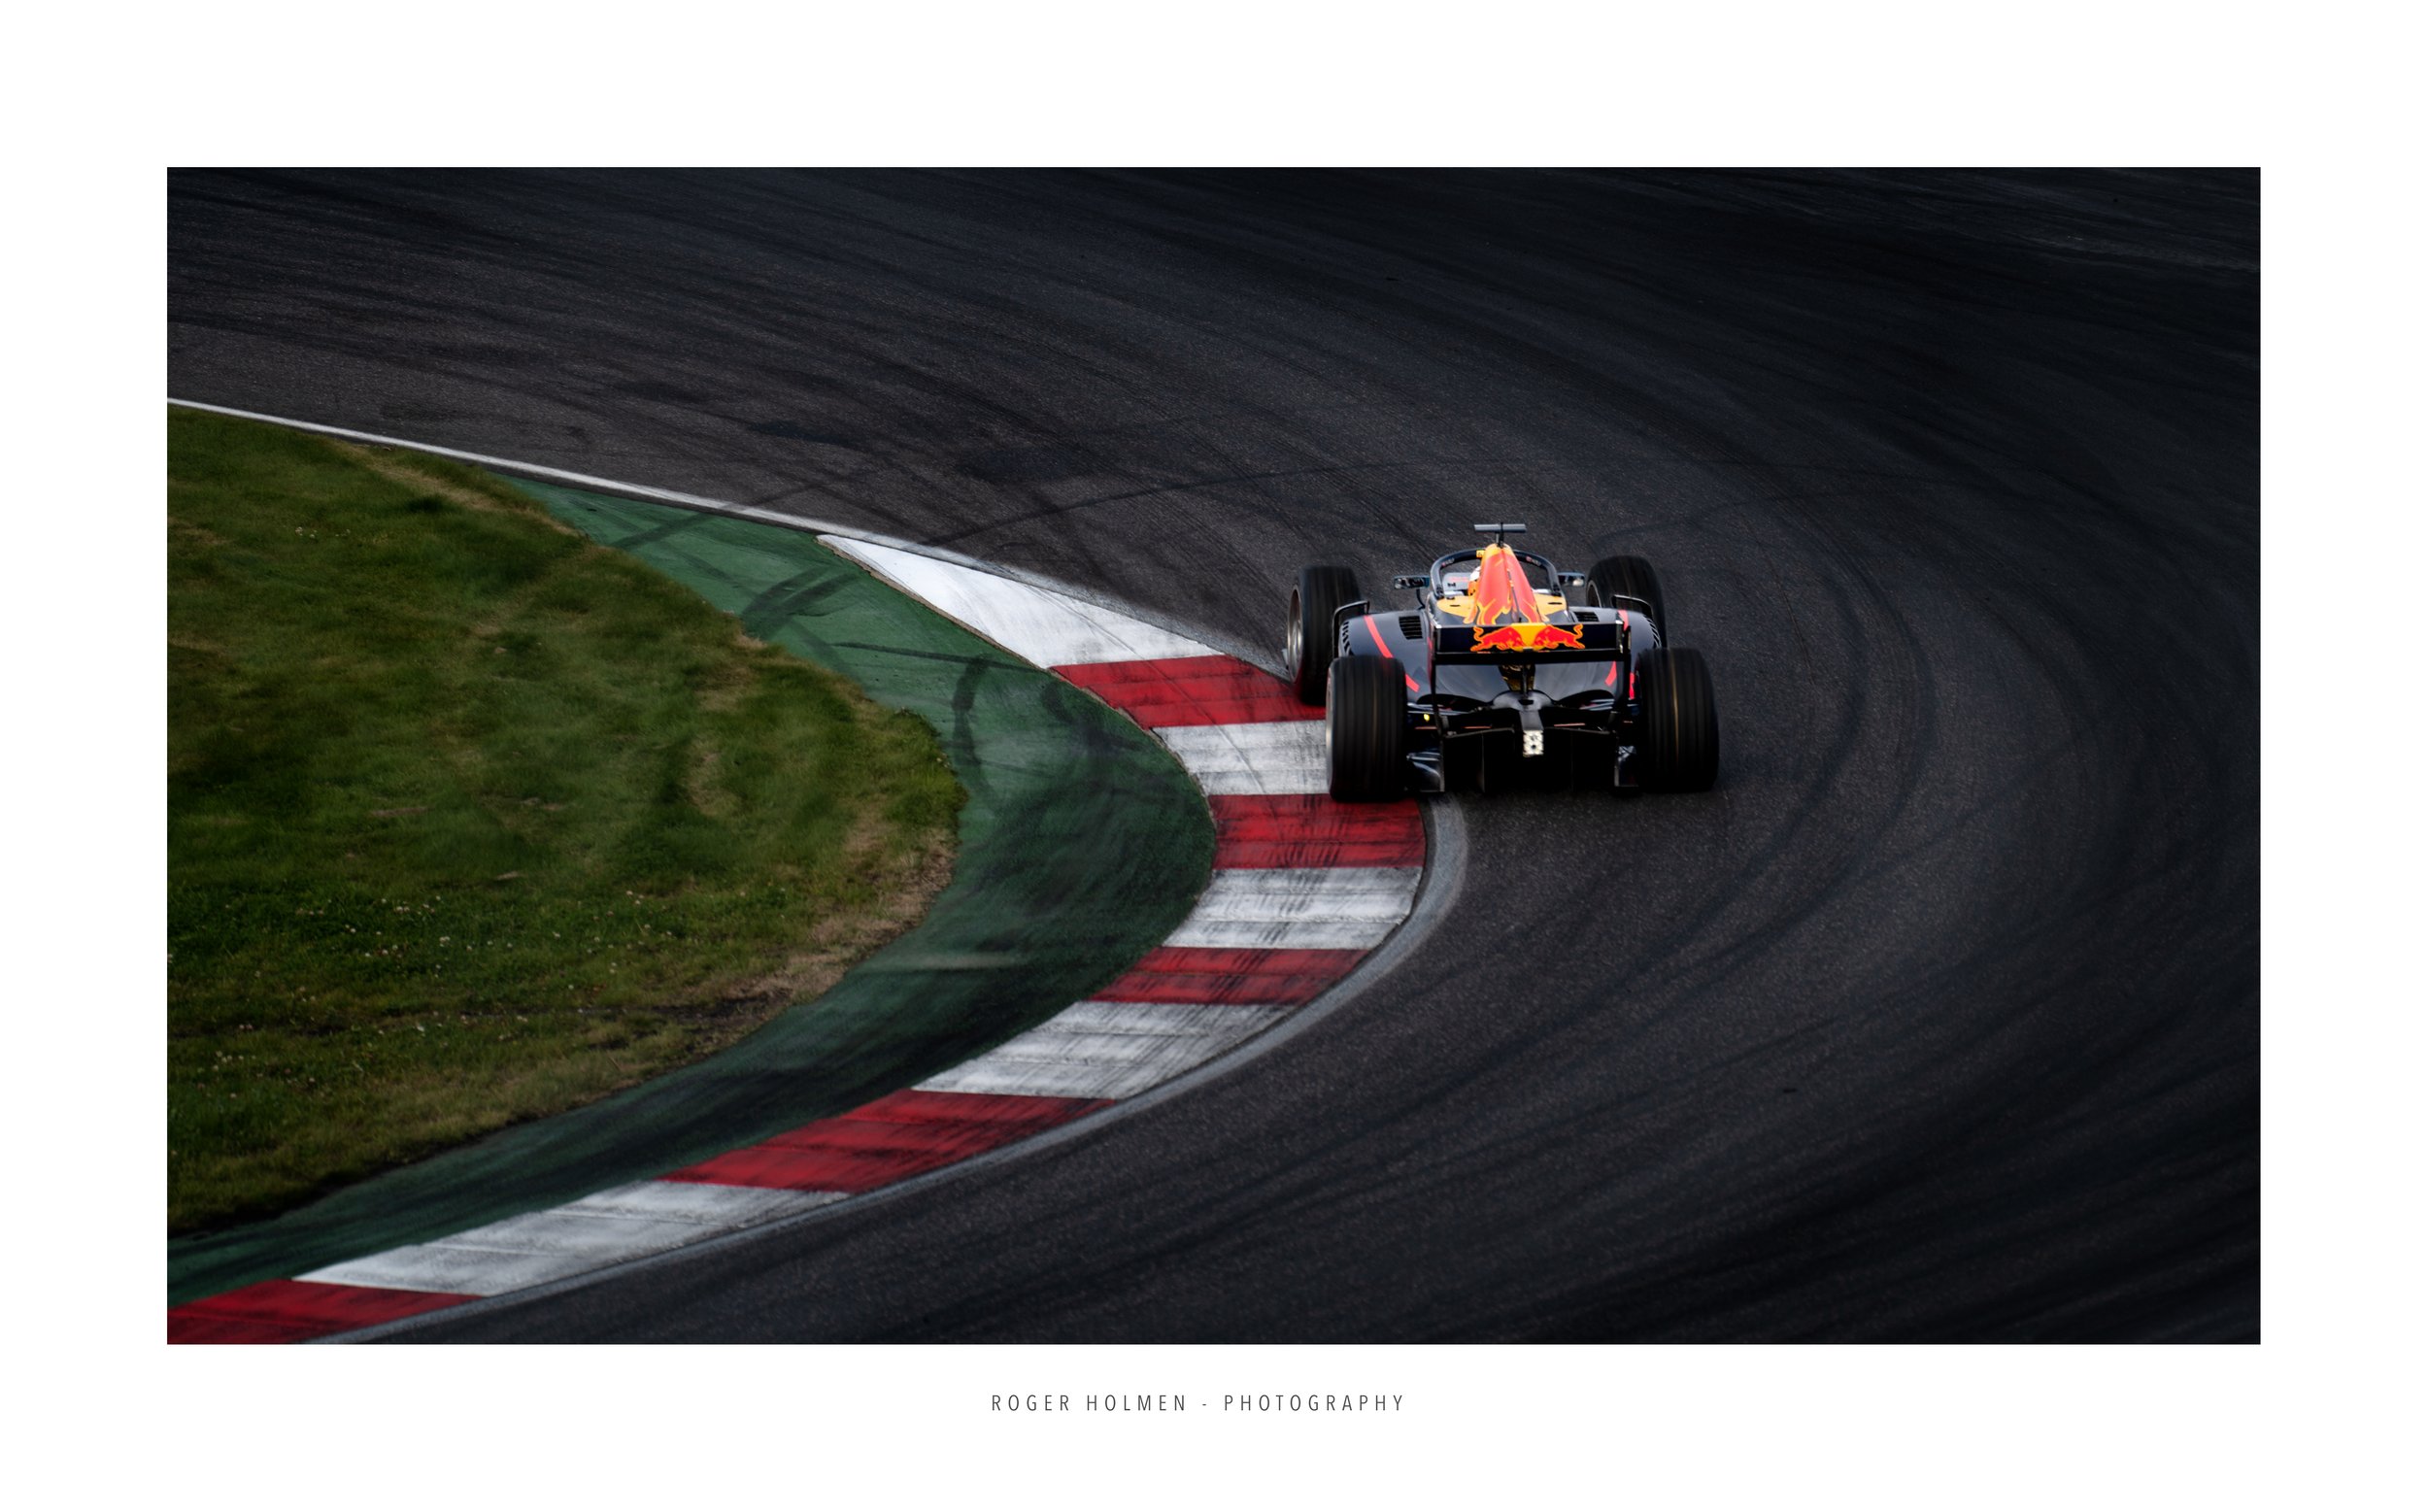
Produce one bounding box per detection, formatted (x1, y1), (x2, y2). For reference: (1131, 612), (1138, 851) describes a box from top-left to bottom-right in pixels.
(1053, 655), (1318, 726)
(661, 1089), (1108, 1193)
(1210, 793), (1425, 869)
(168, 1278), (477, 1344)
(1094, 945), (1366, 1006)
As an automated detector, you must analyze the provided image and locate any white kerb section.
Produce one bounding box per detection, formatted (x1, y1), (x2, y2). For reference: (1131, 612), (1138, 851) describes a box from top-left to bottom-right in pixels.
(822, 537), (1218, 667)
(298, 1181), (842, 1297)
(1164, 867), (1423, 950)
(919, 1000), (1287, 1100)
(1155, 722), (1329, 794)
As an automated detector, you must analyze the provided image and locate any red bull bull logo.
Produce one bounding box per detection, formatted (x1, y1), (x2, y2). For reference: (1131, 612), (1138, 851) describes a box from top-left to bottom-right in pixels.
(1470, 622), (1588, 654)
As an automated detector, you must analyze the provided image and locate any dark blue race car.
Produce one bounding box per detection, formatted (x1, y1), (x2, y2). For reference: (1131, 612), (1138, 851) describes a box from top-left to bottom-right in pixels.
(1285, 524), (1720, 800)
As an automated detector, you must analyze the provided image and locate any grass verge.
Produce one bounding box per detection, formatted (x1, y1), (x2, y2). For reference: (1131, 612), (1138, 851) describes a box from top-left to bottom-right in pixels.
(167, 409), (961, 1234)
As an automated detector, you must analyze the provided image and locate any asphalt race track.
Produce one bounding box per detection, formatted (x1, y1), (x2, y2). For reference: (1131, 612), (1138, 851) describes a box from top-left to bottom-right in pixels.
(168, 170), (2259, 1341)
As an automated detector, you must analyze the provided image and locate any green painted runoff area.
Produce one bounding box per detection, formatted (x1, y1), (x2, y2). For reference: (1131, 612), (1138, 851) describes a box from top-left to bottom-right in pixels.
(170, 482), (1211, 1304)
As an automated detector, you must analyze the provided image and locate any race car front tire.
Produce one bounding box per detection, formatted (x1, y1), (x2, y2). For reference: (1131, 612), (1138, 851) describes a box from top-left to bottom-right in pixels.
(1327, 654), (1406, 800)
(1636, 646), (1719, 791)
(1290, 564), (1363, 706)
(1586, 554), (1668, 636)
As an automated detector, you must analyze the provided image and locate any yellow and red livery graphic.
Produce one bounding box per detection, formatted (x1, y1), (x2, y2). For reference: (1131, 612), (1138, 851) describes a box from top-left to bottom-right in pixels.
(1471, 622), (1588, 653)
(1454, 542), (1546, 625)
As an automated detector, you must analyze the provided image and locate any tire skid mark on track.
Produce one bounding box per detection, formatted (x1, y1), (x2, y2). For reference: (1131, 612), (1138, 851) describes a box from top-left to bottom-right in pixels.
(167, 485), (1427, 1342)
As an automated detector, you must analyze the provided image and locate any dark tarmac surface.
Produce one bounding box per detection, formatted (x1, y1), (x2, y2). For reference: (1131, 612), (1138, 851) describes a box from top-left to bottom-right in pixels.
(169, 169), (2258, 1340)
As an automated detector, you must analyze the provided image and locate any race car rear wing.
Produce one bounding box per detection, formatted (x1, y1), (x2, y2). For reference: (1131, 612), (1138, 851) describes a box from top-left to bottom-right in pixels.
(1433, 618), (1624, 665)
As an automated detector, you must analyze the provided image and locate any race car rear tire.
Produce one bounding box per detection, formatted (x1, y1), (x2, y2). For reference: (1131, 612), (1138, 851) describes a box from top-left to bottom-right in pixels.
(1586, 554), (1668, 635)
(1327, 655), (1406, 800)
(1636, 647), (1719, 791)
(1290, 565), (1362, 705)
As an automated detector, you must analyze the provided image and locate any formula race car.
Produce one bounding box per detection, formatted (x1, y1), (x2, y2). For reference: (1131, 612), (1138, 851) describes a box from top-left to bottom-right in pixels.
(1285, 524), (1719, 799)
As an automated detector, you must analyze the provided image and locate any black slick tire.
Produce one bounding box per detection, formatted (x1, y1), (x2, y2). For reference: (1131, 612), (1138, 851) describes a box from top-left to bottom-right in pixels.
(1289, 564), (1362, 706)
(1326, 654), (1406, 800)
(1636, 646), (1719, 791)
(1586, 554), (1668, 635)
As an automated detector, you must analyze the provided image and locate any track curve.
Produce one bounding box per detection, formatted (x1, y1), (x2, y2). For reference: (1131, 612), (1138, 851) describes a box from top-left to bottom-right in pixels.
(169, 169), (2258, 1340)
